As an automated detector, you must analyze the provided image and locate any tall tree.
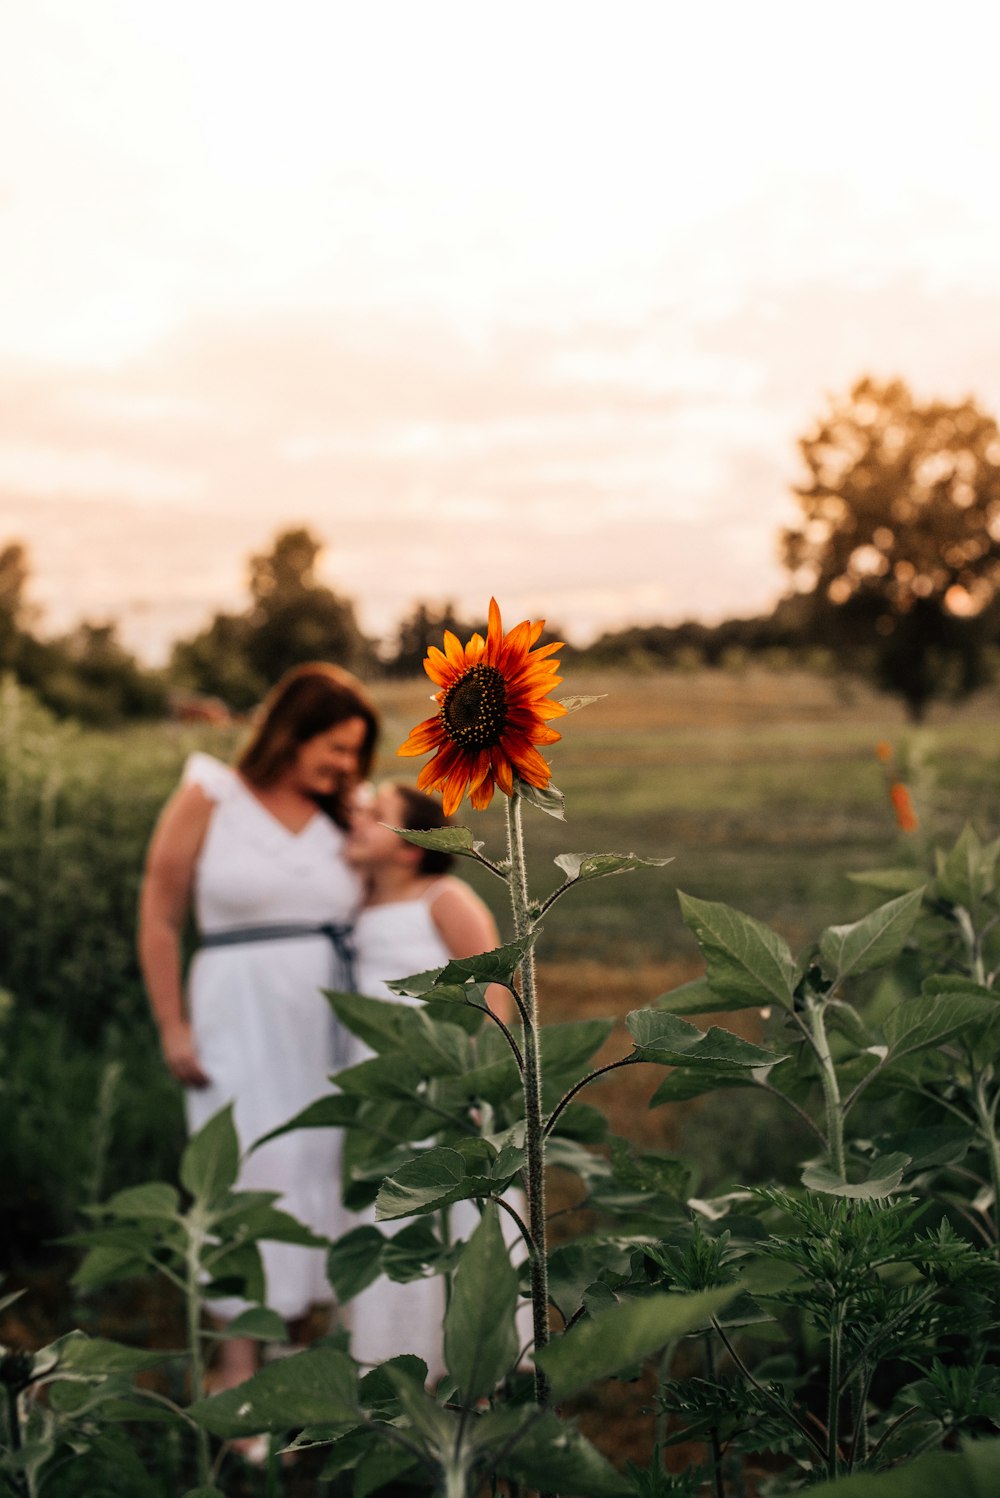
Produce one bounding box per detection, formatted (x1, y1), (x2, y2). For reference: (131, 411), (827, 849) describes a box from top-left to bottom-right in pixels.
(171, 527), (374, 709)
(385, 601), (487, 676)
(0, 541), (33, 670)
(783, 376), (1000, 719)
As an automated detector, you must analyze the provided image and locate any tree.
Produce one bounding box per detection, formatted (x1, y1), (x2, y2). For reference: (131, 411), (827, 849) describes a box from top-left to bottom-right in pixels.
(384, 601), (487, 676)
(171, 527), (374, 709)
(0, 541), (34, 671)
(783, 376), (1000, 719)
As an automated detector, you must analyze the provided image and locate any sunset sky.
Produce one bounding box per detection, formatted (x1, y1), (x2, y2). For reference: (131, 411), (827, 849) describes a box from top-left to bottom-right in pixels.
(3, 0), (1000, 659)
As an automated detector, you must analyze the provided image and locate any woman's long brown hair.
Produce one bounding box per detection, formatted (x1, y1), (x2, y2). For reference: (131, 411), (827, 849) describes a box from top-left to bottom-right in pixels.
(237, 663), (379, 827)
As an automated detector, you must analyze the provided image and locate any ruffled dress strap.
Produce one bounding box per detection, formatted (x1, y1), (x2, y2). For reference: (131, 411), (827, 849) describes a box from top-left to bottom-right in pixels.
(181, 751), (237, 804)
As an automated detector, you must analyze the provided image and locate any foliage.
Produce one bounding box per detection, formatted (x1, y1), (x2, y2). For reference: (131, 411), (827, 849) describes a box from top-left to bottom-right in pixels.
(169, 527), (376, 709)
(783, 375), (1000, 720)
(4, 675), (1000, 1493)
(0, 542), (166, 726)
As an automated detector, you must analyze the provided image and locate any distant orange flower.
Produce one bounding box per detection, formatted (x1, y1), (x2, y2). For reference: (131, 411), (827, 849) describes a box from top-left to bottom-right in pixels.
(889, 782), (919, 834)
(875, 741), (893, 764)
(398, 598), (566, 815)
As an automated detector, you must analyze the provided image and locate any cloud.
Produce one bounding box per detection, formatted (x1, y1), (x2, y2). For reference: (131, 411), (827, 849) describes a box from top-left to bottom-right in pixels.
(4, 242), (1000, 659)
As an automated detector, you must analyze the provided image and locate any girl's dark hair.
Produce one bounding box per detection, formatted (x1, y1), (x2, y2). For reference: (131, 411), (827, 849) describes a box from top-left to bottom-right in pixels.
(237, 663), (379, 828)
(392, 782), (455, 874)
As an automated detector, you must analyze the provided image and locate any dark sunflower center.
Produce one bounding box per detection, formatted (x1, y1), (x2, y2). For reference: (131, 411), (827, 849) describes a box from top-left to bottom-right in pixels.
(440, 664), (508, 748)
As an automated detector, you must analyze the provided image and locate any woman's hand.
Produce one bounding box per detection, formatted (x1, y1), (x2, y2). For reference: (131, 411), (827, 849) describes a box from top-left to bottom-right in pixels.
(160, 1020), (210, 1088)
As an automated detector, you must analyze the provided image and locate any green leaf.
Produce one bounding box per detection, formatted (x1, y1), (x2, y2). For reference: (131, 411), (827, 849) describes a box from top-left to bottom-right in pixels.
(649, 1064), (767, 1107)
(494, 1411), (632, 1496)
(801, 1152), (910, 1199)
(354, 1441), (423, 1498)
(444, 1203), (520, 1400)
(216, 1308), (288, 1342)
(71, 1243), (153, 1288)
(883, 994), (1000, 1059)
(182, 1489), (227, 1497)
(327, 992), (472, 1077)
(515, 775), (566, 819)
(179, 1105), (240, 1203)
(806, 1436), (1000, 1496)
(819, 887), (925, 981)
(626, 1010), (785, 1070)
(556, 694), (606, 715)
(375, 1143), (499, 1222)
(438, 933), (538, 987)
(358, 1354), (429, 1411)
(213, 1201), (328, 1247)
(547, 1240), (637, 1323)
(936, 823), (998, 909)
(922, 975), (997, 999)
(381, 1363), (457, 1449)
(678, 892), (799, 1011)
(51, 1333), (172, 1375)
(202, 1241), (265, 1305)
(382, 1220), (455, 1282)
(252, 1093), (361, 1149)
(187, 1347), (358, 1435)
(533, 1285), (736, 1398)
(327, 1226), (385, 1301)
(391, 824), (485, 858)
(654, 975), (751, 1015)
(102, 1183), (181, 1221)
(552, 851), (674, 883)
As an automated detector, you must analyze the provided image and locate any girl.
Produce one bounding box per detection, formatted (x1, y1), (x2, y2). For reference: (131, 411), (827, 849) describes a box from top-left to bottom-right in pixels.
(345, 781), (526, 1375)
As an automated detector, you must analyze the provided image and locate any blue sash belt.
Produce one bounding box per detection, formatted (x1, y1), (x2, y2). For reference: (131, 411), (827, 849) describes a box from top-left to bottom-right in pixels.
(198, 921), (356, 1070)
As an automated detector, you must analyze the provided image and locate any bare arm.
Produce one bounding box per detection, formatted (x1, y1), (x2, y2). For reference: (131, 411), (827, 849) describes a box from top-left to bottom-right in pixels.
(429, 879), (512, 1023)
(138, 781), (213, 1087)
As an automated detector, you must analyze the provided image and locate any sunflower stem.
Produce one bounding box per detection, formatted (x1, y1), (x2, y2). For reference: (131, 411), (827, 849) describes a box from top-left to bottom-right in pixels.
(506, 792), (551, 1406)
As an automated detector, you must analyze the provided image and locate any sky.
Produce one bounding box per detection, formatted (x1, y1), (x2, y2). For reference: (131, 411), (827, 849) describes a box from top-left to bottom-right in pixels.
(3, 0), (1000, 661)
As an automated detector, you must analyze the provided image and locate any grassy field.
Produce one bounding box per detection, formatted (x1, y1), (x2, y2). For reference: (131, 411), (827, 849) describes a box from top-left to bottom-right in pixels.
(372, 665), (1000, 961)
(3, 666), (999, 1482)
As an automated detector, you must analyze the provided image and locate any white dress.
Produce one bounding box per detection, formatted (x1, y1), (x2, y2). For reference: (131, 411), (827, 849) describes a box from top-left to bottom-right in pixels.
(182, 751), (362, 1321)
(348, 881), (530, 1375)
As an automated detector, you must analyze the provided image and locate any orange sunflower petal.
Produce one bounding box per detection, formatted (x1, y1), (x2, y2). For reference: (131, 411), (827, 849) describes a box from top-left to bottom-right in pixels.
(398, 717), (445, 756)
(491, 750), (514, 796)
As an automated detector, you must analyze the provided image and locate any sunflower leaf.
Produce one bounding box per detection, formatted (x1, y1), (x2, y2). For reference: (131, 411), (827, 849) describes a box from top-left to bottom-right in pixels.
(390, 825), (485, 858)
(515, 777), (566, 820)
(553, 852), (674, 883)
(801, 1152), (911, 1199)
(556, 695), (606, 715)
(626, 1010), (786, 1070)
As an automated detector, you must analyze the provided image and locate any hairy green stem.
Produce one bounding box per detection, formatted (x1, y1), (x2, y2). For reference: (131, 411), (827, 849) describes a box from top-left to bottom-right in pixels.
(827, 1304), (844, 1479)
(973, 1073), (1000, 1252)
(704, 1331), (726, 1498)
(544, 1054), (643, 1137)
(184, 1212), (212, 1487)
(505, 793), (551, 1407)
(806, 997), (845, 1178)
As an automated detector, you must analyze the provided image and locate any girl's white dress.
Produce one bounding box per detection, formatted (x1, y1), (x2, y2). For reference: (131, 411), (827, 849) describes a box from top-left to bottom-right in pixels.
(182, 751), (361, 1321)
(349, 881), (529, 1375)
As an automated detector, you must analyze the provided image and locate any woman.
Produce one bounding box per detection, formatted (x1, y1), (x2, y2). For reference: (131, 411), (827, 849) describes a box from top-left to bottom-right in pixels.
(138, 662), (379, 1393)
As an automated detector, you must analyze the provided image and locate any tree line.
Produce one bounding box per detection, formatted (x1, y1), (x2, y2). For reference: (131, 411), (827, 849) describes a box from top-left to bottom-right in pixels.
(4, 374), (1000, 724)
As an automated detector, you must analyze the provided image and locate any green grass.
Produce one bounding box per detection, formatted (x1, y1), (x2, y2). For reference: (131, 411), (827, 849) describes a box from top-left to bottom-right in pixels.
(375, 666), (1000, 963)
(3, 667), (999, 1259)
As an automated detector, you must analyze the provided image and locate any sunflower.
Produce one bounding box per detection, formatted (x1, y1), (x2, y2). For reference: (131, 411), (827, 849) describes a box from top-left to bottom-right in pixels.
(398, 598), (566, 814)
